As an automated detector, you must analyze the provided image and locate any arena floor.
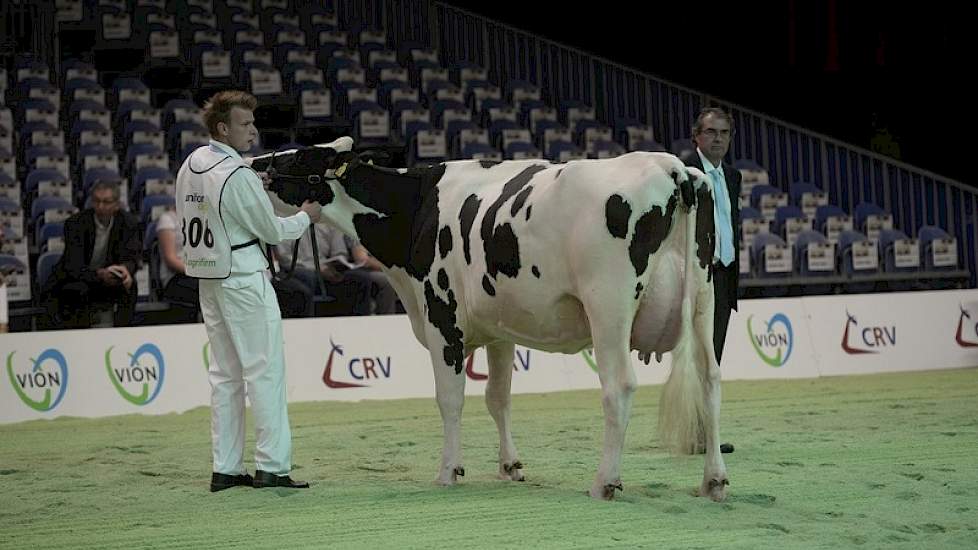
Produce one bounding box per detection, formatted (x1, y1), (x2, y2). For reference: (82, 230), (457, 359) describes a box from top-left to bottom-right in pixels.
(1, 367), (975, 549)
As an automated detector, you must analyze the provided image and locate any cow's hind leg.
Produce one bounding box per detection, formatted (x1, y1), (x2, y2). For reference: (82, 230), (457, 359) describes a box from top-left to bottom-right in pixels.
(585, 300), (637, 500)
(485, 342), (524, 481)
(693, 290), (728, 501)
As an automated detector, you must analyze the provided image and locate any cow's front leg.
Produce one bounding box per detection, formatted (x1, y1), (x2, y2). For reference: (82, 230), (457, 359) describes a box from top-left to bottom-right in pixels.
(586, 309), (637, 500)
(485, 341), (524, 481)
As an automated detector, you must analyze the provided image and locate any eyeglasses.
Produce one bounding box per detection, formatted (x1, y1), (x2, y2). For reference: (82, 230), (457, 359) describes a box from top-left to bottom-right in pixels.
(92, 197), (119, 205)
(700, 128), (733, 139)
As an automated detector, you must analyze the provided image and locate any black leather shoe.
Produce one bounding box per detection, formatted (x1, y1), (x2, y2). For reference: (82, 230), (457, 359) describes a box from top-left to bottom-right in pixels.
(253, 469), (310, 489)
(210, 472), (254, 492)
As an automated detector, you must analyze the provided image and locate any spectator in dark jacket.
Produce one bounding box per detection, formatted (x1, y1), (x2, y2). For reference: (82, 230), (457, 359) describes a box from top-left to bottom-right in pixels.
(43, 181), (141, 328)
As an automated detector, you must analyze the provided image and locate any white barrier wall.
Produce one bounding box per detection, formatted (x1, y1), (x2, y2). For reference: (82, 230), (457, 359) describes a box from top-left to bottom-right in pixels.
(3, 289), (977, 424)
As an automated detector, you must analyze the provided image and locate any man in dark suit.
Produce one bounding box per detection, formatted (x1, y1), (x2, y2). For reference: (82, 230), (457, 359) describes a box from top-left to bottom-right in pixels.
(44, 181), (141, 328)
(684, 107), (741, 454)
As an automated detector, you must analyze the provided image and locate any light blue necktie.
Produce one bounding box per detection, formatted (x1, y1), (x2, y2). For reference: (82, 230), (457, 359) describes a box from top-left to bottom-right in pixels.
(711, 168), (735, 266)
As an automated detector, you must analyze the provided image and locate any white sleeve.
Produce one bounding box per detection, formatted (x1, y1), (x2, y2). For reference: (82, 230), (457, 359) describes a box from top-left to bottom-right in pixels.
(223, 167), (310, 245)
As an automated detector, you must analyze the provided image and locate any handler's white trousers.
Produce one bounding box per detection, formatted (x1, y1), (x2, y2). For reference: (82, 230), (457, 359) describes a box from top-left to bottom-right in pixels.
(200, 271), (292, 475)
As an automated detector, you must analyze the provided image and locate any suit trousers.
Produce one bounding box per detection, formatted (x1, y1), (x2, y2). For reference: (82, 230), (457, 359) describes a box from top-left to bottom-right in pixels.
(712, 263), (735, 364)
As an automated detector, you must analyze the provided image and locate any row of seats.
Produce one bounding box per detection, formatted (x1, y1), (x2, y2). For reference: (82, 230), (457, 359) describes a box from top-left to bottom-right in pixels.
(2, 0), (965, 317)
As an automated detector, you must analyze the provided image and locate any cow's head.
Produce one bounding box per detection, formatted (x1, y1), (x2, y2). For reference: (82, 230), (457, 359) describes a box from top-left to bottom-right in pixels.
(250, 137), (353, 207)
(249, 137), (391, 240)
(250, 137), (440, 275)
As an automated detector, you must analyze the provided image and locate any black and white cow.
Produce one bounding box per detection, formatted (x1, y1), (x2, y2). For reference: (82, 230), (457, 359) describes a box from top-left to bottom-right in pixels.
(251, 137), (729, 501)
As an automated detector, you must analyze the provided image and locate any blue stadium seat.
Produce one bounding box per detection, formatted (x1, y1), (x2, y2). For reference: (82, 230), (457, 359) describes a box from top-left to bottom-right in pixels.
(919, 225), (957, 272)
(838, 230), (879, 293)
(788, 181), (822, 206)
(38, 221), (64, 253)
(630, 139), (666, 153)
(878, 228), (917, 291)
(31, 196), (74, 235)
(813, 204), (845, 233)
(81, 167), (123, 197)
(504, 141), (540, 160)
(589, 140), (625, 159)
(547, 140), (582, 163)
(854, 201), (886, 234)
(750, 232), (790, 296)
(734, 159), (764, 172)
(793, 229), (835, 294)
(35, 251), (62, 296)
(25, 168), (69, 197)
(741, 206), (763, 221)
(773, 205), (805, 239)
(461, 142), (501, 161)
(140, 195), (176, 225)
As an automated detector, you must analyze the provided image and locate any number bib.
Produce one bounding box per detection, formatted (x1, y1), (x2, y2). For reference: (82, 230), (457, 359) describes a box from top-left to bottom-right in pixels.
(175, 145), (250, 279)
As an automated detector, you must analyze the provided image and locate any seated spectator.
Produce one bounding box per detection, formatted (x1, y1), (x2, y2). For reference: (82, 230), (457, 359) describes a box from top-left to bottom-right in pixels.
(42, 181), (140, 328)
(156, 208), (199, 323)
(277, 224), (371, 316)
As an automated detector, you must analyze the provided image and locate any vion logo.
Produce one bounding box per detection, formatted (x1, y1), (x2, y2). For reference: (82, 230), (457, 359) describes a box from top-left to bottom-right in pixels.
(842, 310), (896, 354)
(464, 348), (531, 381)
(747, 313), (794, 367)
(5, 349), (69, 412)
(955, 303), (978, 348)
(322, 338), (391, 389)
(105, 344), (165, 406)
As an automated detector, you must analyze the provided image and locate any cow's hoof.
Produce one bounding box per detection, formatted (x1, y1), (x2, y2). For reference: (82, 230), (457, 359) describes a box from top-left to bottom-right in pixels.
(436, 465), (465, 486)
(498, 461), (525, 482)
(698, 477), (729, 502)
(589, 480), (622, 500)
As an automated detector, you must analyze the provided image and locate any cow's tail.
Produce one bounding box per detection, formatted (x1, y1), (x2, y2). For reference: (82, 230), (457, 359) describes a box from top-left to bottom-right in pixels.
(657, 183), (707, 455)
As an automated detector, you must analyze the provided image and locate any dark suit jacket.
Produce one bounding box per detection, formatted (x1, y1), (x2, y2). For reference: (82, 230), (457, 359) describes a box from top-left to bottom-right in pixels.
(684, 150), (742, 311)
(47, 209), (142, 291)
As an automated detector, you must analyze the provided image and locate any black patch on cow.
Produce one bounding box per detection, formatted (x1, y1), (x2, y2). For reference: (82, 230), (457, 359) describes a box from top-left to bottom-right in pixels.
(695, 184), (716, 275)
(438, 225), (452, 259)
(459, 194), (482, 265)
(438, 268), (449, 290)
(532, 266), (540, 278)
(423, 280), (465, 374)
(482, 274), (496, 296)
(510, 186), (533, 217)
(605, 194), (632, 239)
(479, 160), (501, 169)
(628, 193), (679, 277)
(635, 282), (643, 299)
(341, 161), (448, 281)
(485, 222), (521, 278)
(673, 169), (696, 209)
(525, 204), (532, 221)
(411, 191), (440, 280)
(481, 165), (547, 279)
